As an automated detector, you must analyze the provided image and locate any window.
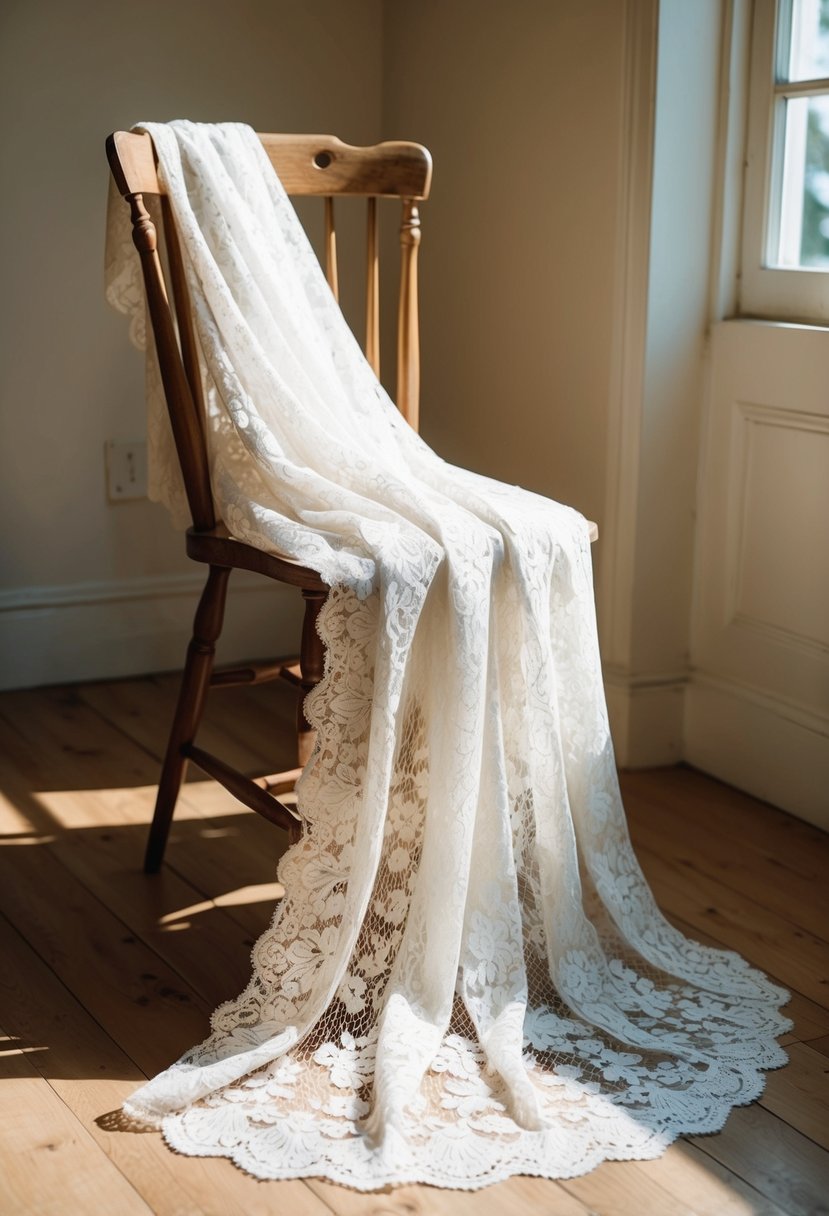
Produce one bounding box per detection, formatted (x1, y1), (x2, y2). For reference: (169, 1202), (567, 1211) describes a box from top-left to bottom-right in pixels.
(741, 0), (829, 320)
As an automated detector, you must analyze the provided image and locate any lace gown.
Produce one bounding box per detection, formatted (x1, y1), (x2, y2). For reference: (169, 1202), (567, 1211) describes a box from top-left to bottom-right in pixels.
(105, 121), (790, 1190)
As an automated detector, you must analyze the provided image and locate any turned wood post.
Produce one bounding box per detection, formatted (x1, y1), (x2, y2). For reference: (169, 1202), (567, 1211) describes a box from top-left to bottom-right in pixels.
(127, 191), (214, 532)
(145, 564), (230, 872)
(297, 588), (327, 767)
(397, 198), (421, 432)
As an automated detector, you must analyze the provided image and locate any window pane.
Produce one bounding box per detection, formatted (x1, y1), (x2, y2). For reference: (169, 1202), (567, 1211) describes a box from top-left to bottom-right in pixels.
(778, 95), (829, 267)
(787, 0), (829, 81)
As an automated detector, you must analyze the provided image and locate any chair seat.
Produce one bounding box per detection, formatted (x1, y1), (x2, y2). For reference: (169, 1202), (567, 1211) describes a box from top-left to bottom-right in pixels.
(187, 518), (599, 590)
(186, 523), (327, 591)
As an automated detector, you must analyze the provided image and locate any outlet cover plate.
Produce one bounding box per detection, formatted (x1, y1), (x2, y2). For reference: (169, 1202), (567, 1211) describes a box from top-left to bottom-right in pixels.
(106, 440), (148, 501)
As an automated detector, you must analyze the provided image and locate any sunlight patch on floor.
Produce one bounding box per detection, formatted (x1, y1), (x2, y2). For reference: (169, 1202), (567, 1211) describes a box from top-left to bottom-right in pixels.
(658, 1141), (769, 1214)
(0, 832), (57, 846)
(20, 784), (252, 830)
(0, 1034), (47, 1058)
(158, 881), (285, 931)
(28, 785), (159, 829)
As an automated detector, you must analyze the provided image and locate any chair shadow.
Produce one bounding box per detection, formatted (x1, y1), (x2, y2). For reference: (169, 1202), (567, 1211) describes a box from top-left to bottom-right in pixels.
(95, 1109), (157, 1134)
(0, 788), (291, 1083)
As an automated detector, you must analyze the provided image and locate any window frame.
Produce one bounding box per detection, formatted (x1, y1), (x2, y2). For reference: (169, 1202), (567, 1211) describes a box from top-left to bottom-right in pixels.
(740, 0), (829, 322)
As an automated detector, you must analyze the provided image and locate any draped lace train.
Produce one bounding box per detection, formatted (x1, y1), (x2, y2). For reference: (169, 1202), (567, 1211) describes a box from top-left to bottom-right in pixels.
(105, 121), (790, 1190)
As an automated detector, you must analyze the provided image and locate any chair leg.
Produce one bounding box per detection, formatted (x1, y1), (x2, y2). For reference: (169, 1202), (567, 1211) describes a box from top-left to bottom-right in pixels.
(297, 589), (327, 768)
(144, 565), (231, 873)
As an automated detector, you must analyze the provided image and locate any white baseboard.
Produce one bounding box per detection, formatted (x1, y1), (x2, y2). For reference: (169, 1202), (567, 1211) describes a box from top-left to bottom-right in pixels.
(685, 672), (829, 830)
(603, 666), (687, 768)
(0, 571), (304, 691)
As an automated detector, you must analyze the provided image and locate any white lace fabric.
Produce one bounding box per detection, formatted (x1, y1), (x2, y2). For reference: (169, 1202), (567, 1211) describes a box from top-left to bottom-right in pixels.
(105, 121), (790, 1190)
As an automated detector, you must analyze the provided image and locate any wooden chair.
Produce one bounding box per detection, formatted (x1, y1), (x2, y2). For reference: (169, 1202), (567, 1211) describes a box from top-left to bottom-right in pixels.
(106, 131), (432, 873)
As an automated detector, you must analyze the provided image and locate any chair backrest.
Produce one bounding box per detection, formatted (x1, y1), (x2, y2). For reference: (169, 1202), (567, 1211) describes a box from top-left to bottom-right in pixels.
(106, 131), (433, 532)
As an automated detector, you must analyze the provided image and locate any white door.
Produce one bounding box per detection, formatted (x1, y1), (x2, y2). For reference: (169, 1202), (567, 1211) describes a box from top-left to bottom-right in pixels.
(686, 321), (829, 829)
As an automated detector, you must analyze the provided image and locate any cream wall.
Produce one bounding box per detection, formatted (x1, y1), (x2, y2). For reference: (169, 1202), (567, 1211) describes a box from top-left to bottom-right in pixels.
(0, 0), (383, 687)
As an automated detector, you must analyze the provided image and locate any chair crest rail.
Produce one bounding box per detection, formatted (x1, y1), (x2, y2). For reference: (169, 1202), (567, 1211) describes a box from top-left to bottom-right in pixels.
(106, 131), (432, 200)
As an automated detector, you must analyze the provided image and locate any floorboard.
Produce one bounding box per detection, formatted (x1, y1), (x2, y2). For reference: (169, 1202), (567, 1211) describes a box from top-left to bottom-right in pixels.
(1, 676), (827, 1214)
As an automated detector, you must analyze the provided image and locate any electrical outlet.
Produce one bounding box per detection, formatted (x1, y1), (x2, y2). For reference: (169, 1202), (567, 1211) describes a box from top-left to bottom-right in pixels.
(105, 440), (148, 501)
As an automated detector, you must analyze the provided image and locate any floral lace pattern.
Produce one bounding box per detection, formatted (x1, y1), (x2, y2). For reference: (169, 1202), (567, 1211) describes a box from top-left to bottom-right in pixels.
(106, 122), (790, 1191)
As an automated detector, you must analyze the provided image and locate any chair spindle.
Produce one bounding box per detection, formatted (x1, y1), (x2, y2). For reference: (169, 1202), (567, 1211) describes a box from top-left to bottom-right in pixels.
(397, 198), (421, 432)
(324, 196), (339, 300)
(365, 196), (380, 374)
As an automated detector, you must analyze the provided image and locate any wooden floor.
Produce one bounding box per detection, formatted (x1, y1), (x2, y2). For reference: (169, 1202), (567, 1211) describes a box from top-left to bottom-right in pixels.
(0, 673), (827, 1216)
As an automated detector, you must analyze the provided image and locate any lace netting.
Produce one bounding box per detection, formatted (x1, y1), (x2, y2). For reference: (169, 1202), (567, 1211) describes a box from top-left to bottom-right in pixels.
(106, 121), (790, 1191)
